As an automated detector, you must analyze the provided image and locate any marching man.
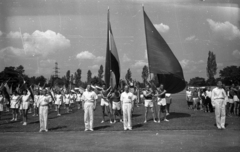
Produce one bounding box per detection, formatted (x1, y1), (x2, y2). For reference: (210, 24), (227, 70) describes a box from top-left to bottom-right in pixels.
(211, 80), (227, 130)
(120, 85), (134, 131)
(81, 85), (98, 131)
(38, 89), (51, 132)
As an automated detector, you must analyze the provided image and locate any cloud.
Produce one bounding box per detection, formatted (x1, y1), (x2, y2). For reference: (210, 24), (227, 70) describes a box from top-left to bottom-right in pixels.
(2, 30), (70, 57)
(154, 23), (170, 33)
(232, 49), (240, 59)
(6, 31), (22, 39)
(185, 35), (198, 41)
(123, 53), (130, 62)
(180, 59), (204, 72)
(40, 59), (56, 67)
(88, 65), (99, 69)
(132, 60), (148, 67)
(180, 59), (189, 68)
(76, 51), (104, 62)
(207, 19), (240, 40)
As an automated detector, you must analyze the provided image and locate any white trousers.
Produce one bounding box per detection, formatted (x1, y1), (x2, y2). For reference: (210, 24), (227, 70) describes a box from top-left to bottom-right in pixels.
(122, 103), (132, 130)
(84, 102), (94, 130)
(39, 106), (48, 131)
(214, 99), (226, 128)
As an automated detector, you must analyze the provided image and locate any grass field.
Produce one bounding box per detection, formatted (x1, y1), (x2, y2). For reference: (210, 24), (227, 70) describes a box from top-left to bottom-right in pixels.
(0, 91), (239, 132)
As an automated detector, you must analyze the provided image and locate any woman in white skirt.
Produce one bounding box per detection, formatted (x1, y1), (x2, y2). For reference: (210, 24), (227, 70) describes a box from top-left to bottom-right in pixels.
(69, 91), (76, 112)
(10, 90), (22, 121)
(232, 85), (239, 116)
(19, 89), (31, 125)
(75, 90), (82, 109)
(55, 90), (63, 116)
(0, 91), (4, 120)
(63, 91), (71, 113)
(33, 90), (39, 116)
(156, 84), (169, 123)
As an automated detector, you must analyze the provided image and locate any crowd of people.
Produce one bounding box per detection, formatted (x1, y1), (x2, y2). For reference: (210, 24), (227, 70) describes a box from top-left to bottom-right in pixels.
(186, 81), (240, 129)
(0, 81), (173, 132)
(1, 79), (239, 132)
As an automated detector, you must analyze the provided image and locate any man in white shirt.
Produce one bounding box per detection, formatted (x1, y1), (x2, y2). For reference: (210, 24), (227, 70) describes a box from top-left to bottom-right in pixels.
(38, 89), (51, 132)
(120, 85), (134, 130)
(81, 85), (98, 131)
(211, 80), (227, 129)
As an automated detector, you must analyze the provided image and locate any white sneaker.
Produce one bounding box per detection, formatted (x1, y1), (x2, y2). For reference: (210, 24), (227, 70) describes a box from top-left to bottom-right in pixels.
(10, 118), (14, 122)
(124, 128), (127, 131)
(110, 121), (113, 124)
(89, 129), (94, 131)
(57, 114), (61, 116)
(84, 129), (88, 131)
(164, 119), (169, 122)
(144, 120), (147, 123)
(23, 122), (27, 126)
(113, 120), (116, 123)
(45, 129), (48, 132)
(39, 130), (43, 132)
(157, 120), (161, 123)
(128, 128), (132, 130)
(101, 120), (105, 123)
(166, 113), (169, 116)
(153, 120), (157, 123)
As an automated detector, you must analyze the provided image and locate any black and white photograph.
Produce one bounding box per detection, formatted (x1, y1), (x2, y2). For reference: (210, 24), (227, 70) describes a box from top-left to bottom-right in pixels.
(0, 0), (239, 151)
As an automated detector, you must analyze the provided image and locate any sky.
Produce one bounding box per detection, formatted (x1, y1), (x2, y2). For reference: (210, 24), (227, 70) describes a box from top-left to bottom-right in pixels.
(0, 0), (239, 82)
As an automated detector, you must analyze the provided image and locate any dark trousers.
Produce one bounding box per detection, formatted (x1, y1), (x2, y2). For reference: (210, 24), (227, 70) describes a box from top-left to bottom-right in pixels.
(206, 97), (214, 112)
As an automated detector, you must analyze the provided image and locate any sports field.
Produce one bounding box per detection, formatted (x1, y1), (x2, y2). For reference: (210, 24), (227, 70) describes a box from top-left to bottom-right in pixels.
(0, 91), (239, 152)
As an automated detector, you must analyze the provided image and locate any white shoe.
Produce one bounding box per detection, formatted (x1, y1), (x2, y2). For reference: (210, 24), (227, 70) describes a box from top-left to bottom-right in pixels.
(113, 120), (116, 123)
(110, 121), (113, 124)
(57, 114), (61, 116)
(166, 113), (169, 116)
(164, 119), (169, 122)
(144, 120), (147, 123)
(157, 120), (160, 123)
(10, 118), (14, 122)
(14, 118), (17, 121)
(45, 129), (48, 132)
(101, 120), (105, 123)
(84, 129), (88, 131)
(153, 120), (157, 123)
(128, 128), (132, 130)
(120, 119), (123, 123)
(23, 122), (27, 126)
(124, 128), (127, 131)
(89, 129), (94, 131)
(39, 130), (43, 132)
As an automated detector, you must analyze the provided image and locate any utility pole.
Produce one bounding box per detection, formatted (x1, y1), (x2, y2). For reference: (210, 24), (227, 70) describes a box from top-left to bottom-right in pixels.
(54, 62), (60, 78)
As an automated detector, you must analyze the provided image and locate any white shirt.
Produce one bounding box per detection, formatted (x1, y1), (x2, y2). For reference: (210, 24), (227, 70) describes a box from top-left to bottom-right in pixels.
(186, 91), (192, 97)
(206, 90), (212, 98)
(22, 90), (31, 103)
(82, 91), (98, 103)
(76, 93), (81, 101)
(120, 92), (133, 103)
(211, 87), (227, 101)
(38, 95), (51, 106)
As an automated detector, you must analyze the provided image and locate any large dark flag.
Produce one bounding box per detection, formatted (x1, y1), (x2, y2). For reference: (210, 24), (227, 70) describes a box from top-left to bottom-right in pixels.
(143, 8), (186, 93)
(105, 8), (120, 89)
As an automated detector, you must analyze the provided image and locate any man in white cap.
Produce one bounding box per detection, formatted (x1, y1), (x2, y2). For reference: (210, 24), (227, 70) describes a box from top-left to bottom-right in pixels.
(81, 84), (98, 131)
(211, 80), (227, 129)
(120, 85), (134, 130)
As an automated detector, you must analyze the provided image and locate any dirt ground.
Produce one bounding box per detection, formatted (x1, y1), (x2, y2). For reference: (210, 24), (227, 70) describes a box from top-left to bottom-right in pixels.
(0, 130), (240, 152)
(0, 91), (239, 151)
